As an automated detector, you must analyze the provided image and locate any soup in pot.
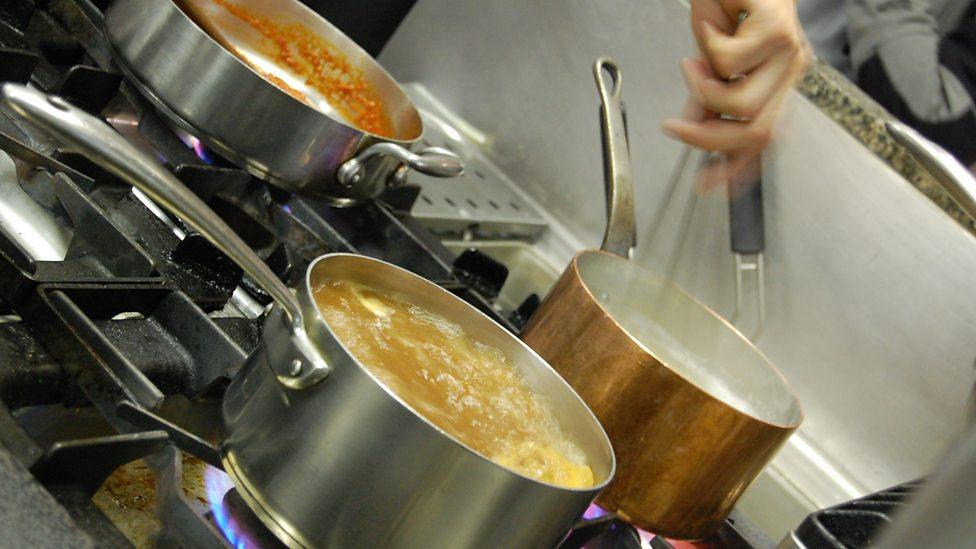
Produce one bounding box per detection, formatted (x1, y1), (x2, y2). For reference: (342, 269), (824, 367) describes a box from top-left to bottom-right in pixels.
(313, 278), (595, 489)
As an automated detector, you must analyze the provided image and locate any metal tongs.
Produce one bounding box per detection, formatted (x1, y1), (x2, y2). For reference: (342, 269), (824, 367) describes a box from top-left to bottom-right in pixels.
(729, 168), (765, 339)
(727, 10), (767, 340)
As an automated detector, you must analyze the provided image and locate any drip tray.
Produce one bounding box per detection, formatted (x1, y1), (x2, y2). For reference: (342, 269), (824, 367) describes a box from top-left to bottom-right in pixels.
(404, 84), (549, 241)
(444, 240), (561, 312)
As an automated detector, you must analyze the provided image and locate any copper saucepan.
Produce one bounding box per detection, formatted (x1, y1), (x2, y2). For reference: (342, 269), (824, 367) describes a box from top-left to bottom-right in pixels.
(521, 58), (803, 539)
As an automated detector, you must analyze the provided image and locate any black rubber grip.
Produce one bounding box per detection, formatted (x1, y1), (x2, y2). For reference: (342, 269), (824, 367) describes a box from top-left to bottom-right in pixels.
(729, 178), (765, 254)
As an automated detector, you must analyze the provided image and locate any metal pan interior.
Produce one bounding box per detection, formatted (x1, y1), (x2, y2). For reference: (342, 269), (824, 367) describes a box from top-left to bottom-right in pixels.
(174, 0), (422, 141)
(576, 250), (802, 428)
(304, 253), (616, 490)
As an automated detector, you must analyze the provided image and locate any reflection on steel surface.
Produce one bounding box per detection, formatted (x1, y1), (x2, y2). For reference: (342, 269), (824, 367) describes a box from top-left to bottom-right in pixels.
(0, 151), (72, 261)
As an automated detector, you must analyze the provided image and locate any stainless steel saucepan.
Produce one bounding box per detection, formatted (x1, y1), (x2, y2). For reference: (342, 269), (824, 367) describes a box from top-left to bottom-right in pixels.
(1, 83), (614, 548)
(104, 0), (462, 205)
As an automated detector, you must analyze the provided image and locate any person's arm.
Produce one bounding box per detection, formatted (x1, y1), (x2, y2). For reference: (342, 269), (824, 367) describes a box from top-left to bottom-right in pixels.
(662, 0), (812, 190)
(849, 0), (976, 164)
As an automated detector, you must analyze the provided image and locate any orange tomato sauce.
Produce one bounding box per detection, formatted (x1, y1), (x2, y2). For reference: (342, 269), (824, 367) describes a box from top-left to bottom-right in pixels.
(209, 0), (394, 137)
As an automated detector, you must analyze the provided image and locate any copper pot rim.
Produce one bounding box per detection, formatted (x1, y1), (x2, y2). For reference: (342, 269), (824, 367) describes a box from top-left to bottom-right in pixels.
(567, 249), (803, 430)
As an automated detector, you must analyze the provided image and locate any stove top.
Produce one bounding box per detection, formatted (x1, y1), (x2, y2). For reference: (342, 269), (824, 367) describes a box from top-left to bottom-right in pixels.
(0, 1), (771, 547)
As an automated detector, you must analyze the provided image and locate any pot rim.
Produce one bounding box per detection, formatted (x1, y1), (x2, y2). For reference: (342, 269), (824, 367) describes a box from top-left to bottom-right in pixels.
(143, 0), (423, 144)
(570, 249), (803, 430)
(301, 252), (617, 492)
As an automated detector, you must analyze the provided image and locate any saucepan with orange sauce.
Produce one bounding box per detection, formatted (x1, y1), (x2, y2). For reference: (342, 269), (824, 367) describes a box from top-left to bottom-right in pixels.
(1, 83), (615, 548)
(103, 0), (462, 205)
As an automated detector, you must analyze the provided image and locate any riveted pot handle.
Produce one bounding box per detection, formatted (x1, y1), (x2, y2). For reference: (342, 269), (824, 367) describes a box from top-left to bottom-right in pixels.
(0, 83), (329, 389)
(594, 58), (636, 259)
(336, 142), (464, 187)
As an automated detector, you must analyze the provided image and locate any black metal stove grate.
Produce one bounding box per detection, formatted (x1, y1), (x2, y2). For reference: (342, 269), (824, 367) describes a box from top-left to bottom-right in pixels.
(789, 479), (924, 548)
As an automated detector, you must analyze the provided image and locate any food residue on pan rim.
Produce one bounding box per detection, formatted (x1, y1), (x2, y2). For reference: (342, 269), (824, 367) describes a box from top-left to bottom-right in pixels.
(181, 0), (395, 137)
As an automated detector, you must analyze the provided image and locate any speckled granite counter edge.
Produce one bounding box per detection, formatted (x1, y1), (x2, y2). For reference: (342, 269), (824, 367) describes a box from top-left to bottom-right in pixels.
(799, 60), (976, 237)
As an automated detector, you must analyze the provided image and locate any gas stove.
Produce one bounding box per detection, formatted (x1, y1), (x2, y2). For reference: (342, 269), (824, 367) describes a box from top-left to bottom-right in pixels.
(0, 1), (776, 547)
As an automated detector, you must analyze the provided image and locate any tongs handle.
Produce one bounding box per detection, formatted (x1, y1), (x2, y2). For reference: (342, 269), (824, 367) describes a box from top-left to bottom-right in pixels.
(594, 58), (636, 259)
(729, 174), (765, 255)
(0, 83), (330, 389)
(728, 169), (766, 335)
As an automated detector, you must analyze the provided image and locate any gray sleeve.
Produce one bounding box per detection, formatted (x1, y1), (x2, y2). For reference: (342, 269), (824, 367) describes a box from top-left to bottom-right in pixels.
(847, 0), (973, 123)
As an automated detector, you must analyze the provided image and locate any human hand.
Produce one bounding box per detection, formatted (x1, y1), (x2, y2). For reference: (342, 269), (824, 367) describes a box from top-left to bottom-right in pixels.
(662, 0), (811, 192)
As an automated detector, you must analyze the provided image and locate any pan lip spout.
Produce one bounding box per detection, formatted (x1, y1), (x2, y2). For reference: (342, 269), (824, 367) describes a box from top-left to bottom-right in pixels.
(571, 249), (803, 430)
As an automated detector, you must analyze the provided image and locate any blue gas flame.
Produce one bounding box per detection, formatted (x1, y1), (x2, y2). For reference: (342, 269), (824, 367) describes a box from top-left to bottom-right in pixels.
(583, 503), (609, 519)
(189, 135), (214, 165)
(204, 466), (246, 548)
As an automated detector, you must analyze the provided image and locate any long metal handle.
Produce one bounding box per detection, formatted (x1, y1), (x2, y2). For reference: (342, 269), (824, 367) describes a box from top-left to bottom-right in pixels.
(593, 58), (636, 259)
(887, 121), (976, 223)
(336, 142), (464, 186)
(729, 177), (765, 255)
(729, 172), (766, 337)
(0, 83), (329, 387)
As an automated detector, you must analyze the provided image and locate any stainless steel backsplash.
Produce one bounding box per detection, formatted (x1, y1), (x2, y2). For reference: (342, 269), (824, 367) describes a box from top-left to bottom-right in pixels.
(380, 0), (976, 537)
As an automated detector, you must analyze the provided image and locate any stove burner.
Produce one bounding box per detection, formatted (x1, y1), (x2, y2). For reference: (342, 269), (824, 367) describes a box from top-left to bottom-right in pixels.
(212, 487), (286, 549)
(174, 128), (215, 165)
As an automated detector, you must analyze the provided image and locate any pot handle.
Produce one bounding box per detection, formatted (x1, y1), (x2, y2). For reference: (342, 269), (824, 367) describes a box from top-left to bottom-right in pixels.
(336, 142), (464, 187)
(594, 58), (636, 259)
(0, 83), (330, 389)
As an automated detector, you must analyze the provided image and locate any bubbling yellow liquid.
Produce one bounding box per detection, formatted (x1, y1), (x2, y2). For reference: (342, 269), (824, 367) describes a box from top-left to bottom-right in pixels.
(313, 278), (595, 489)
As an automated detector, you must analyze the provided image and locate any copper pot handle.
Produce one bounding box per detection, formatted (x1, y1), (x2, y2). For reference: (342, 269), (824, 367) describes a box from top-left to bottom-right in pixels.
(0, 83), (330, 389)
(594, 57), (636, 259)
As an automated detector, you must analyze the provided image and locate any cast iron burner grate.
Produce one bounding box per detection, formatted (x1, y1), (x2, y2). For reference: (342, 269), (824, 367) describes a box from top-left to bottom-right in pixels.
(786, 479), (924, 548)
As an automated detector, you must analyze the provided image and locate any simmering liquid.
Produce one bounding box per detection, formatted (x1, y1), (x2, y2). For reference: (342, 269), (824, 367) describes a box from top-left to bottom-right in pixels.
(313, 278), (595, 489)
